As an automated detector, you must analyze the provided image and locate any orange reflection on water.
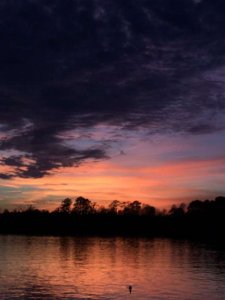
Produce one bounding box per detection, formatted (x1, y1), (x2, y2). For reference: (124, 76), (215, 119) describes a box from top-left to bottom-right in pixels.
(1, 236), (225, 299)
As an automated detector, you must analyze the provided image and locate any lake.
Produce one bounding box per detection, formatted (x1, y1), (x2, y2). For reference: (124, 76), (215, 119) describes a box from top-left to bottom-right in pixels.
(0, 236), (225, 299)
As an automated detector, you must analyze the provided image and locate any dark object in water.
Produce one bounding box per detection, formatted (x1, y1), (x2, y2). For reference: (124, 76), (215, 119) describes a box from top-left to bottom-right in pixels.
(128, 285), (132, 294)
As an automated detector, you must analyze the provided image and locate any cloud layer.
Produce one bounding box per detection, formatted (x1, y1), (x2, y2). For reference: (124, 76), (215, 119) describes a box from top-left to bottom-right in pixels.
(1, 0), (225, 178)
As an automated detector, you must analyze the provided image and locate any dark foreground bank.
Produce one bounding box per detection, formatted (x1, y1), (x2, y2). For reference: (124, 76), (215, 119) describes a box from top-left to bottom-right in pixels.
(0, 196), (225, 240)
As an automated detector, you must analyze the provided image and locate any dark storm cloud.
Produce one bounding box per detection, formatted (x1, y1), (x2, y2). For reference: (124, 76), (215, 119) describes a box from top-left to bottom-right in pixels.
(0, 131), (107, 178)
(1, 0), (225, 178)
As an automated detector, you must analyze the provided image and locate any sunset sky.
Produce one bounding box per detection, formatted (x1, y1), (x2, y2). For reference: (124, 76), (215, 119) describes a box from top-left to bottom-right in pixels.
(1, 0), (225, 210)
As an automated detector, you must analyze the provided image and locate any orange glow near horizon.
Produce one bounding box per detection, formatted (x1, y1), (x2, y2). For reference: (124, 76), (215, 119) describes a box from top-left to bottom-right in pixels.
(1, 149), (225, 210)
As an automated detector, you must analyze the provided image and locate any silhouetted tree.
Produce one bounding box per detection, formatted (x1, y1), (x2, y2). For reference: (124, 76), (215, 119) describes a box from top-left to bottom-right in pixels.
(169, 203), (186, 217)
(187, 200), (203, 215)
(141, 204), (156, 216)
(72, 196), (96, 215)
(0, 195), (225, 239)
(123, 201), (142, 215)
(97, 205), (108, 214)
(59, 198), (72, 213)
(108, 200), (122, 214)
(215, 196), (225, 211)
(25, 205), (36, 212)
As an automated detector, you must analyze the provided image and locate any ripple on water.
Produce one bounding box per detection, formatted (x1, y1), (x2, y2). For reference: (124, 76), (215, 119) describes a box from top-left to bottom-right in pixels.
(0, 236), (225, 300)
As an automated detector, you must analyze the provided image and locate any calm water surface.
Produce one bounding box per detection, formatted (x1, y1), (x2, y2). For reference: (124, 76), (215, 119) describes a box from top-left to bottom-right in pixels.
(0, 236), (225, 299)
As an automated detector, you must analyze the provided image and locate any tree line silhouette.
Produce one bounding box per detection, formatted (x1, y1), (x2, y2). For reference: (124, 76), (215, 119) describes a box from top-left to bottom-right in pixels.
(0, 196), (224, 240)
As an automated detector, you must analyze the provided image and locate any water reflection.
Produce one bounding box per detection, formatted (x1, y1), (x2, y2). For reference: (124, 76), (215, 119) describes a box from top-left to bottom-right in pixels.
(0, 236), (225, 299)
